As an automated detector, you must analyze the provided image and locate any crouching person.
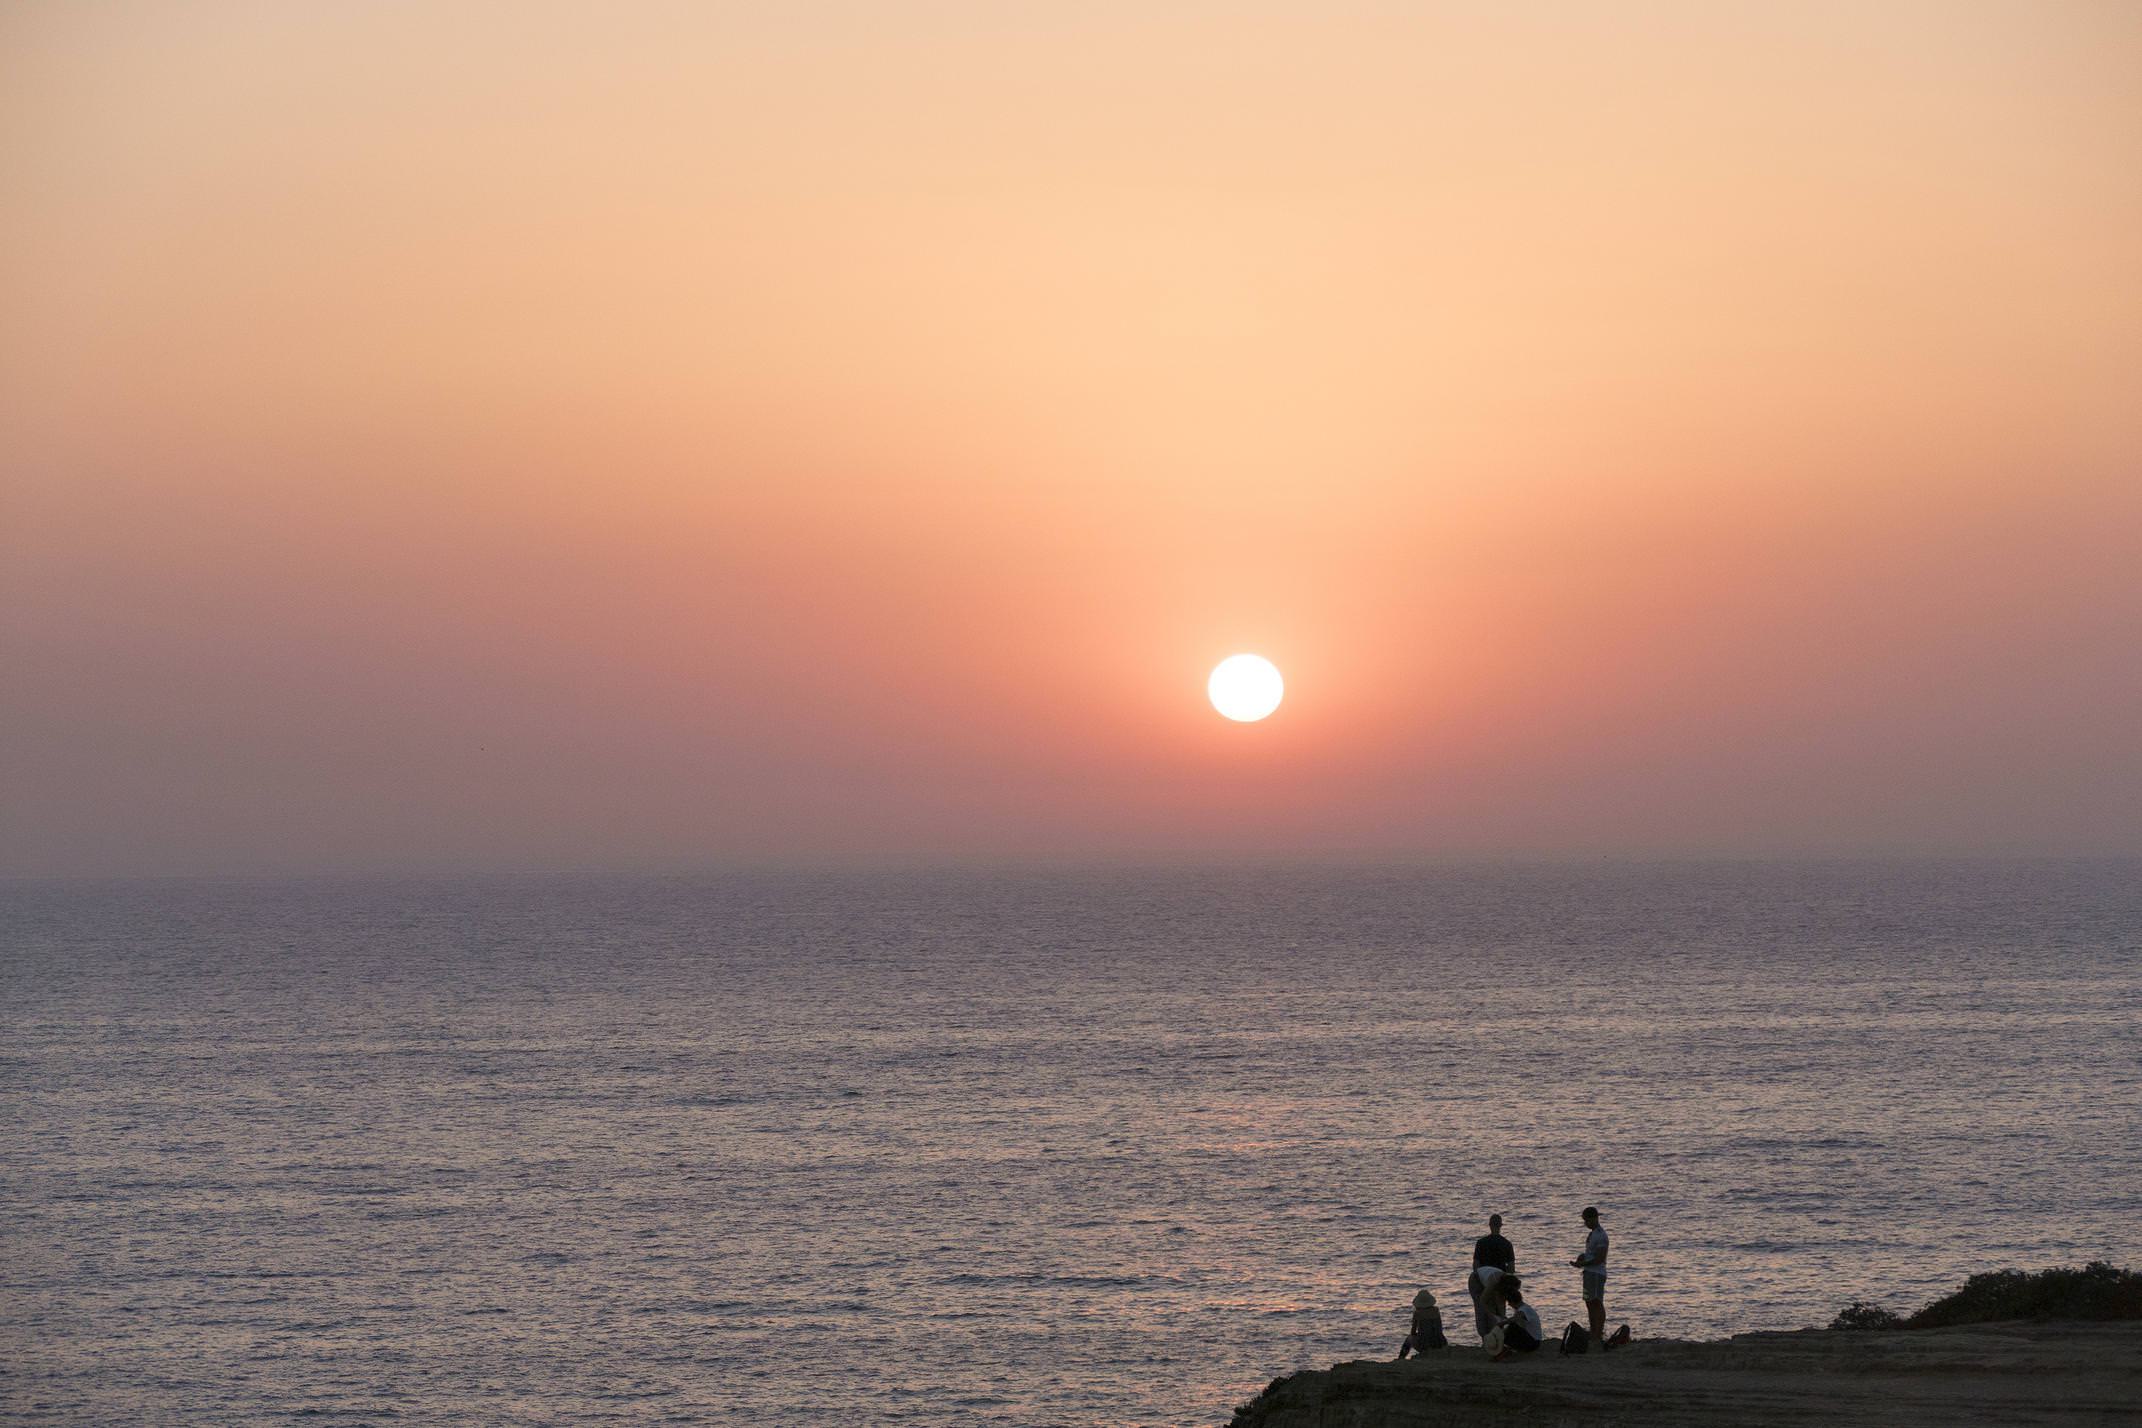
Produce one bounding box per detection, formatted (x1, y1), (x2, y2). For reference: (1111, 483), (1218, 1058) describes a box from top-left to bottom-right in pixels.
(1467, 1264), (1511, 1342)
(1488, 1282), (1543, 1361)
(1398, 1288), (1447, 1358)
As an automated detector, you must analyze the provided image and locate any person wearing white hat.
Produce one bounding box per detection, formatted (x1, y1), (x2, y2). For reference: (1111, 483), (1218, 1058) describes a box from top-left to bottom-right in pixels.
(1397, 1287), (1447, 1358)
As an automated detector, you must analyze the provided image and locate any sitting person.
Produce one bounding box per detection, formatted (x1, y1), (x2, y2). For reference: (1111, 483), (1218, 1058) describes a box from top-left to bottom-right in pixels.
(1397, 1288), (1447, 1358)
(1489, 1282), (1543, 1361)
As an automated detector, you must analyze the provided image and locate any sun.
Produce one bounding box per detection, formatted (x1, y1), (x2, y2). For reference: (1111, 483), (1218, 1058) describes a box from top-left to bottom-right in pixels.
(1208, 654), (1284, 722)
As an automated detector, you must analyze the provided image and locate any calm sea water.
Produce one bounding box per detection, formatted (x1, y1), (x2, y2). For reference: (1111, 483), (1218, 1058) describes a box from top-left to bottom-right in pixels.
(5, 862), (2140, 1425)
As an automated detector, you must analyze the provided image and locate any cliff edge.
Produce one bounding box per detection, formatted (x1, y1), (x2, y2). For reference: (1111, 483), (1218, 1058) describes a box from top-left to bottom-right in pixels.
(1227, 1321), (2142, 1427)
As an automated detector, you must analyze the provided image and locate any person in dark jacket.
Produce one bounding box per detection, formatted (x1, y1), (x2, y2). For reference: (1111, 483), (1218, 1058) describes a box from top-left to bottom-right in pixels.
(1473, 1214), (1516, 1273)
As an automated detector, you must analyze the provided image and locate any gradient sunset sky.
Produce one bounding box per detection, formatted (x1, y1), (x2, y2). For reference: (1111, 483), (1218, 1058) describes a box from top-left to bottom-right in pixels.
(4, 1), (2139, 875)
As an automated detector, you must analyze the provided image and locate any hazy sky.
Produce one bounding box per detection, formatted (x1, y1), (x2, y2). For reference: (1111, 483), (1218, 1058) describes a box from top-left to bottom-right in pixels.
(4, 1), (2139, 875)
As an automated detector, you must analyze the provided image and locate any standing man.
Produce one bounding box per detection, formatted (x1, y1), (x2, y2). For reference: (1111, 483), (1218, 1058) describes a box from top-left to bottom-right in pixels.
(1570, 1206), (1609, 1344)
(1468, 1214), (1516, 1340)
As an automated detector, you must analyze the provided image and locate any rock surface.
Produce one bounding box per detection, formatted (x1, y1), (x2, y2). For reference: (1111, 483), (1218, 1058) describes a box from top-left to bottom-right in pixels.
(1226, 1322), (2142, 1426)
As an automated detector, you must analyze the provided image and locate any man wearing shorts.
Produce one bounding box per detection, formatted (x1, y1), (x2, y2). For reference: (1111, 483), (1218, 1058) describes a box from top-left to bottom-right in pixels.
(1570, 1206), (1609, 1344)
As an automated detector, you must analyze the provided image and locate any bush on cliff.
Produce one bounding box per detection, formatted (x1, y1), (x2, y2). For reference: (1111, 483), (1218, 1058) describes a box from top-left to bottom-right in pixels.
(1829, 1302), (1903, 1331)
(1830, 1262), (2142, 1331)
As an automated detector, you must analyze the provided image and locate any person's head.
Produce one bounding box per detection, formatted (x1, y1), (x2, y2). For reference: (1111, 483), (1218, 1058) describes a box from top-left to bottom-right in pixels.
(1414, 1289), (1437, 1310)
(1489, 1214), (1503, 1232)
(1504, 1282), (1524, 1306)
(1582, 1206), (1600, 1227)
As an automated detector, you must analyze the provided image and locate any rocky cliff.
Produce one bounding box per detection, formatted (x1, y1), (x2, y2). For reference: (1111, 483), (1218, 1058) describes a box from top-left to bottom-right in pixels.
(1227, 1321), (2142, 1427)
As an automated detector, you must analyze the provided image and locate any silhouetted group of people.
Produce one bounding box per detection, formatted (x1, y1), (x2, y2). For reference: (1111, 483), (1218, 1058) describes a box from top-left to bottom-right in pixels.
(1397, 1207), (1629, 1362)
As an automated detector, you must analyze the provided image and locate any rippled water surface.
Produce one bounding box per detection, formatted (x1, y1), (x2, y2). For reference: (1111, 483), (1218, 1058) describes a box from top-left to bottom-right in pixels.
(6, 862), (2141, 1425)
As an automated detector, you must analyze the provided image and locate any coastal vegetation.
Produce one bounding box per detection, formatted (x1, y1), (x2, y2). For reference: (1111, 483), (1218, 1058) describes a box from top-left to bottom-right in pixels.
(1831, 1262), (2142, 1331)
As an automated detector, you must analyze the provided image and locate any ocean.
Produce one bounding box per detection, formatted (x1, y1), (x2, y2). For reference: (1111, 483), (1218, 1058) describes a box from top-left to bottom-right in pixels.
(5, 861), (2139, 1425)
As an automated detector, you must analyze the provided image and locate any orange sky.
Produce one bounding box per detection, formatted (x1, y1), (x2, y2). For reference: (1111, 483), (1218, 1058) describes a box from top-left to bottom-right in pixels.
(4, 1), (2139, 874)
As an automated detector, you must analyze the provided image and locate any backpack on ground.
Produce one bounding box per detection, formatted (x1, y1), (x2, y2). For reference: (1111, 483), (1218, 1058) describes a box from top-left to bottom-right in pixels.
(1559, 1321), (1589, 1355)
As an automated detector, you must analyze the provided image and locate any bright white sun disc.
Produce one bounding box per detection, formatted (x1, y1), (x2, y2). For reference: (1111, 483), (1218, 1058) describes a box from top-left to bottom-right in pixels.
(1208, 654), (1284, 722)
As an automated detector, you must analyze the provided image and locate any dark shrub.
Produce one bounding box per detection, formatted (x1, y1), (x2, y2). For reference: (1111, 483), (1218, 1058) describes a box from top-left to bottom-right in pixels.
(1830, 1302), (1903, 1331)
(1903, 1262), (2142, 1329)
(1830, 1263), (2142, 1332)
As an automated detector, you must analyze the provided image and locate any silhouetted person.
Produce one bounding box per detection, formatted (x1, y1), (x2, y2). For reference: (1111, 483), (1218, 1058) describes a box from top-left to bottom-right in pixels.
(1469, 1213), (1515, 1339)
(1466, 1263), (1511, 1343)
(1570, 1205), (1609, 1343)
(1397, 1288), (1447, 1358)
(1490, 1280), (1543, 1360)
(1473, 1213), (1515, 1274)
